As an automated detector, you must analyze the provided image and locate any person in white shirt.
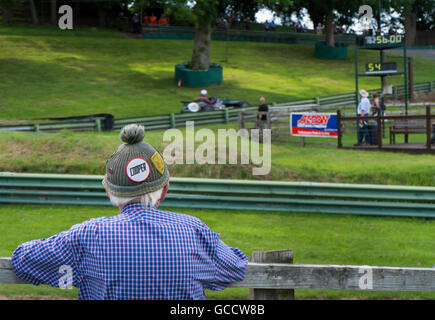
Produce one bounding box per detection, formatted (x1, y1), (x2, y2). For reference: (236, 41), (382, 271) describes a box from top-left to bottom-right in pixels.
(355, 89), (371, 146)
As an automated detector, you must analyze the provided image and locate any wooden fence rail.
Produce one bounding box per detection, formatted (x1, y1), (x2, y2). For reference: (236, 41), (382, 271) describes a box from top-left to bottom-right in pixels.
(2, 250), (434, 299)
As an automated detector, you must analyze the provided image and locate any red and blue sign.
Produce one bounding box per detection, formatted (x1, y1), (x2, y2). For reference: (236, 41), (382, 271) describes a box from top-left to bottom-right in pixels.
(290, 113), (338, 138)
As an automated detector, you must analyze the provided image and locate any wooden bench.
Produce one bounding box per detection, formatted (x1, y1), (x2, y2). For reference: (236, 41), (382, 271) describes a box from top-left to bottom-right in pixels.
(389, 119), (427, 144)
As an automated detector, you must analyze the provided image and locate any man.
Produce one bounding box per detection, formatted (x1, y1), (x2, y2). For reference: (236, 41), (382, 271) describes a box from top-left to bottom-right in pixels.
(256, 96), (269, 130)
(355, 89), (371, 146)
(132, 14), (140, 34)
(198, 89), (215, 105)
(11, 124), (248, 300)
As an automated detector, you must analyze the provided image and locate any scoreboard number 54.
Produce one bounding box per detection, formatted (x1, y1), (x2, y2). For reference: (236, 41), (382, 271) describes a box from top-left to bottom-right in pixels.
(367, 63), (381, 72)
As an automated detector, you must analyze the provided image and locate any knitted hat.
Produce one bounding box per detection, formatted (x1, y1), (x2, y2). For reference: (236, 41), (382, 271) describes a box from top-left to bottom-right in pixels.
(102, 124), (170, 198)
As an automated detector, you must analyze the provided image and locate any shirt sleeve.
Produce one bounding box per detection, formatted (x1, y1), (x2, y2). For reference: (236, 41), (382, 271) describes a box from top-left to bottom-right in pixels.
(208, 239), (248, 290)
(11, 224), (85, 288)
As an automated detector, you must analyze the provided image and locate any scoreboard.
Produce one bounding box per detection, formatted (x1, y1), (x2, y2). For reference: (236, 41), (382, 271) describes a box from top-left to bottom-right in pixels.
(357, 34), (404, 46)
(365, 62), (397, 75)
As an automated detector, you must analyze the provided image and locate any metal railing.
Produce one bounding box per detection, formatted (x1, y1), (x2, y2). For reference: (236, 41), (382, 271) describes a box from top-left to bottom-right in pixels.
(1, 172), (435, 218)
(143, 25), (357, 45)
(0, 81), (433, 133)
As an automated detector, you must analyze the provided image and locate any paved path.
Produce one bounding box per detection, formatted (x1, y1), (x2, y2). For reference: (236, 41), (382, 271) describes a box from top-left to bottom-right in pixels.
(387, 49), (435, 60)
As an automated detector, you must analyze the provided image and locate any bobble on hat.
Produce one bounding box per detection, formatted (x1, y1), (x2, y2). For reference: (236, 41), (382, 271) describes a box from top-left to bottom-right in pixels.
(120, 124), (145, 145)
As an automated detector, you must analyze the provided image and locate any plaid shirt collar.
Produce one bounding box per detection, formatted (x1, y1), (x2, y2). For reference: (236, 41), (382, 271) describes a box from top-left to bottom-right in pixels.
(120, 202), (173, 223)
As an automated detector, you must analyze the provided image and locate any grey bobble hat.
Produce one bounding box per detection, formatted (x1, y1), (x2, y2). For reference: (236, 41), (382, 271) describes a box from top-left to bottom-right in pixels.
(102, 124), (170, 198)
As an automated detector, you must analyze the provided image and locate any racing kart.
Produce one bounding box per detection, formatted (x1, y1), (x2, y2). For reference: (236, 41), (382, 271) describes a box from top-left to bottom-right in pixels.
(181, 97), (251, 113)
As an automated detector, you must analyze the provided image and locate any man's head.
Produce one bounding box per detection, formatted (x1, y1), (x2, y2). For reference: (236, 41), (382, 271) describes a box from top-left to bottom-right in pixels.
(102, 124), (170, 209)
(259, 96), (266, 104)
(359, 90), (369, 99)
(200, 89), (207, 97)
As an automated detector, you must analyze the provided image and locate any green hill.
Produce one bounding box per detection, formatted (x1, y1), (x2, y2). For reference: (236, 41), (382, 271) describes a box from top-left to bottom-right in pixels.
(1, 24), (435, 120)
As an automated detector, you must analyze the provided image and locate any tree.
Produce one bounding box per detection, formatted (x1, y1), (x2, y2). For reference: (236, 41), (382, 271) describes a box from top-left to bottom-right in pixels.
(293, 0), (363, 47)
(189, 0), (219, 70)
(163, 0), (293, 70)
(29, 0), (39, 24)
(390, 0), (434, 46)
(51, 0), (57, 25)
(0, 0), (15, 24)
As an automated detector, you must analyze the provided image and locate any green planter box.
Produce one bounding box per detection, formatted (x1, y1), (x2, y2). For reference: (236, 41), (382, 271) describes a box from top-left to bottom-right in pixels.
(175, 63), (223, 87)
(315, 41), (348, 59)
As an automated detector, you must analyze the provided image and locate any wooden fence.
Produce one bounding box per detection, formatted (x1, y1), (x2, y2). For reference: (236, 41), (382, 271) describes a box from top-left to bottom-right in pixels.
(238, 107), (335, 146)
(337, 104), (434, 152)
(2, 250), (434, 299)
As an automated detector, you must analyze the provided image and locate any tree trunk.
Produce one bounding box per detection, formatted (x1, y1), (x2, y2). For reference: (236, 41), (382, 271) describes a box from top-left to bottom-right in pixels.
(405, 12), (417, 47)
(50, 0), (57, 25)
(325, 11), (335, 47)
(191, 22), (211, 70)
(29, 0), (39, 25)
(98, 7), (106, 28)
(1, 7), (13, 24)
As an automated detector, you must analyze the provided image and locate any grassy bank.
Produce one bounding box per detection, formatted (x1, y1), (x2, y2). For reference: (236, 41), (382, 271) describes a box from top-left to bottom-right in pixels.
(1, 24), (435, 120)
(0, 125), (434, 185)
(0, 204), (434, 300)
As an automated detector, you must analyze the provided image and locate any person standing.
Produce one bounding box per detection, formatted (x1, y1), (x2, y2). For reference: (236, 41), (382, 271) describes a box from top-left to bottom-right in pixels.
(316, 23), (323, 35)
(244, 17), (251, 30)
(355, 90), (371, 146)
(256, 96), (269, 130)
(369, 92), (381, 145)
(132, 14), (140, 34)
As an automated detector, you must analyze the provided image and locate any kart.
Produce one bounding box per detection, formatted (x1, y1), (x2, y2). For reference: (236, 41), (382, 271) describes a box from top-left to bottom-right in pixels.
(180, 97), (251, 113)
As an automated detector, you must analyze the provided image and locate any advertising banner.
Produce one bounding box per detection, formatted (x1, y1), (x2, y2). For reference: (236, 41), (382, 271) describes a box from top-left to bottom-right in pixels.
(290, 113), (338, 138)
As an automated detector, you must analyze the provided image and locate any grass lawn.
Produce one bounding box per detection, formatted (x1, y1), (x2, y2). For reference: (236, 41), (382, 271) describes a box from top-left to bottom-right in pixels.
(0, 123), (434, 185)
(1, 24), (435, 120)
(0, 204), (434, 300)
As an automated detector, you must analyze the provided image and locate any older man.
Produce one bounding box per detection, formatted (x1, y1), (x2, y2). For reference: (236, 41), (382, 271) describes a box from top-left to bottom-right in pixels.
(355, 89), (371, 146)
(11, 124), (248, 300)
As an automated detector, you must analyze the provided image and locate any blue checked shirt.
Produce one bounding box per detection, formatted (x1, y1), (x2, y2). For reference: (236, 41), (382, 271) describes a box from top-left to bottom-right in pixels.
(11, 203), (248, 300)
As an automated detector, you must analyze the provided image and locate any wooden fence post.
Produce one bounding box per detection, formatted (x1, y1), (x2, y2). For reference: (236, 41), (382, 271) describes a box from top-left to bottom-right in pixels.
(95, 119), (102, 132)
(426, 104), (431, 150)
(249, 249), (294, 300)
(170, 113), (176, 128)
(337, 110), (342, 148)
(224, 109), (230, 124)
(377, 110), (382, 149)
(238, 111), (245, 130)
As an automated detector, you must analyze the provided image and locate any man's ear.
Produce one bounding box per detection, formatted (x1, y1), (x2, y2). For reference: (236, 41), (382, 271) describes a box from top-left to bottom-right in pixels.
(160, 182), (170, 202)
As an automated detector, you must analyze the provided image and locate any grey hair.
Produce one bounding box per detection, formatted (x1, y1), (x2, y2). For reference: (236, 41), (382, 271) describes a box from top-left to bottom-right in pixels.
(107, 187), (164, 208)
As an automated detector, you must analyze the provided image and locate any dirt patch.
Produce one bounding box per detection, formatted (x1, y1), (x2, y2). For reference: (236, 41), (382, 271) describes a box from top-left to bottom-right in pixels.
(1, 140), (31, 158)
(385, 91), (435, 104)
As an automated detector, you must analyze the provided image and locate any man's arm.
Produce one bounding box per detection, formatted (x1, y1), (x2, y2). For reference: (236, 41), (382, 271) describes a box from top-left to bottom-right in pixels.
(11, 224), (84, 288)
(209, 239), (248, 290)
